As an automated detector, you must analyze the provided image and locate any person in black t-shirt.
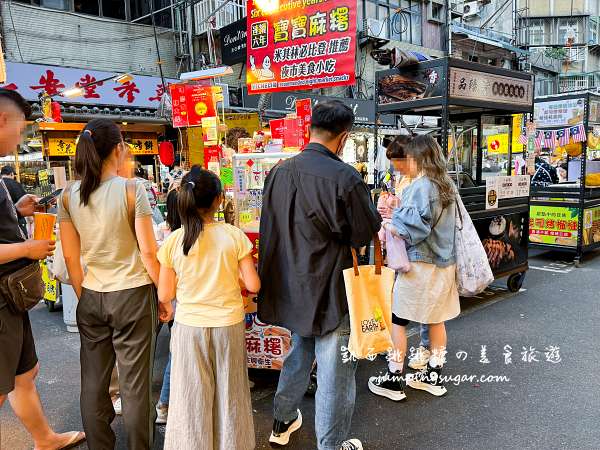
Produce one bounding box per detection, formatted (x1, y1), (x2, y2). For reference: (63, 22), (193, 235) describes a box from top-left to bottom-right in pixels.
(0, 89), (85, 449)
(1, 165), (28, 235)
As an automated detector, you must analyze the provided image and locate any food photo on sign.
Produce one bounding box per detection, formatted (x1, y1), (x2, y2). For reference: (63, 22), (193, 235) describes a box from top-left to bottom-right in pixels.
(246, 0), (357, 94)
(377, 66), (444, 104)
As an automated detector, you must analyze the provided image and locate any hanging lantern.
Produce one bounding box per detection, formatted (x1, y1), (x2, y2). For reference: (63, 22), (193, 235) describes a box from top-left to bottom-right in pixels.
(159, 141), (175, 166)
(51, 102), (62, 122)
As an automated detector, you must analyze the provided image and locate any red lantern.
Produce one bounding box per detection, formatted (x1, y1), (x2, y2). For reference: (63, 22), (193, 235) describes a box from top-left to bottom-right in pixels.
(51, 102), (62, 122)
(159, 141), (175, 166)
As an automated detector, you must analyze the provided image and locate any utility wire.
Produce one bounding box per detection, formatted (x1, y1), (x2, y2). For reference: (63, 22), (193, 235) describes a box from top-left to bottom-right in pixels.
(7, 1), (24, 62)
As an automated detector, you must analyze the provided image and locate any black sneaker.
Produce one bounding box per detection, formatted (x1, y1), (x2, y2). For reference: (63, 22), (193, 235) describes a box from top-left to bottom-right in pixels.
(368, 370), (407, 401)
(340, 439), (363, 450)
(407, 364), (447, 397)
(269, 409), (302, 447)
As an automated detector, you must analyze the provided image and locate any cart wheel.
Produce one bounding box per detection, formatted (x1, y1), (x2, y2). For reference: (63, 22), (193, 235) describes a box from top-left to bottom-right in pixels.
(507, 272), (525, 293)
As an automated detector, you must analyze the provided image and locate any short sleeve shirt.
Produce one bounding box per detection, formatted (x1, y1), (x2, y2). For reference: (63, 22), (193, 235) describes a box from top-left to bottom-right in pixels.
(157, 223), (253, 327)
(58, 177), (153, 292)
(0, 178), (29, 276)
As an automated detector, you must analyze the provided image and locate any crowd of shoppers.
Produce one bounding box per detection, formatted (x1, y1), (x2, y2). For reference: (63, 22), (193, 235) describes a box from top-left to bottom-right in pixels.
(0, 89), (460, 450)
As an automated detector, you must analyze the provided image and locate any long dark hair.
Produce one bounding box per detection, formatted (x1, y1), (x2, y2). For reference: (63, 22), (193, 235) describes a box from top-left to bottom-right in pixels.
(386, 135), (412, 160)
(166, 189), (181, 232)
(75, 119), (123, 206)
(178, 166), (222, 255)
(405, 134), (456, 209)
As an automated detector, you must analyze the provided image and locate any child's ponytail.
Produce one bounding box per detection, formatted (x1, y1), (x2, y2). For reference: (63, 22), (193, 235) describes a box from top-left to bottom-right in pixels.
(178, 166), (222, 256)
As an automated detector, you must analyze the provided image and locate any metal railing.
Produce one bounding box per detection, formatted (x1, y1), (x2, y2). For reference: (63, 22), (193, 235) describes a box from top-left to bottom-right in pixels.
(559, 72), (600, 93)
(194, 0), (246, 34)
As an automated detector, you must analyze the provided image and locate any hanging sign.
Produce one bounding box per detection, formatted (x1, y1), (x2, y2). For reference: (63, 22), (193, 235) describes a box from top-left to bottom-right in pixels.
(448, 68), (533, 107)
(296, 98), (312, 146)
(47, 137), (77, 157)
(246, 0), (357, 94)
(486, 175), (530, 210)
(2, 62), (176, 108)
(534, 98), (585, 127)
(128, 135), (159, 155)
(169, 83), (217, 128)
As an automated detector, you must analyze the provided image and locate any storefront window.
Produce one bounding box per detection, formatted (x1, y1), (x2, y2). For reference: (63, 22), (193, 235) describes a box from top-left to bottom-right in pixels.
(131, 0), (172, 28)
(364, 0), (422, 45)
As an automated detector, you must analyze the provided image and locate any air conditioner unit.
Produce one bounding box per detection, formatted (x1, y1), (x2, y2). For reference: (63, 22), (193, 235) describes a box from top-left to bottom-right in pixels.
(364, 18), (389, 41)
(450, 2), (464, 17)
(463, 1), (481, 19)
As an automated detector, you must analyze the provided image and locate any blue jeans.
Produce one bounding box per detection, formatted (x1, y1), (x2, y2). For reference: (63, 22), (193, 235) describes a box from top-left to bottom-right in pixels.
(419, 324), (430, 349)
(273, 315), (357, 450)
(159, 353), (171, 405)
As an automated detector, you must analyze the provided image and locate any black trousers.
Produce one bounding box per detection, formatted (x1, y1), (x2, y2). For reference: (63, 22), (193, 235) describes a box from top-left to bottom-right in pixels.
(77, 284), (158, 450)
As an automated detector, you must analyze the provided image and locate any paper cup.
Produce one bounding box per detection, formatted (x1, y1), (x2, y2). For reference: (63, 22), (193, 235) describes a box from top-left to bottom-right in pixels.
(33, 213), (57, 240)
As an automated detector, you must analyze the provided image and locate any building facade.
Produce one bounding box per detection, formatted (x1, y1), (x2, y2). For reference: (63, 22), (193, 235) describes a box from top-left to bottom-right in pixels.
(518, 0), (600, 94)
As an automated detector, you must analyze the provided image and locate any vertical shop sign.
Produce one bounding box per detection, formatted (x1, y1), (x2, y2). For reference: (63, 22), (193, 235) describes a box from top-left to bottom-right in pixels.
(246, 0), (356, 94)
(169, 83), (217, 128)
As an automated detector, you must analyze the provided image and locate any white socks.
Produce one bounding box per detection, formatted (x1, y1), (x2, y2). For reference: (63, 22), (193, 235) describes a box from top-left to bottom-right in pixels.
(388, 360), (404, 374)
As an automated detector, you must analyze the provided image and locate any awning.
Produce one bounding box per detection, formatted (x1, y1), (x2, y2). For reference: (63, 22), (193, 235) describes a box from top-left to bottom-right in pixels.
(451, 24), (529, 56)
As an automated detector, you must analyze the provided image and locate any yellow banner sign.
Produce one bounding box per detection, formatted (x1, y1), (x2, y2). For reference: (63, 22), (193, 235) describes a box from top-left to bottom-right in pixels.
(128, 138), (159, 155)
(48, 137), (77, 157)
(487, 133), (509, 155)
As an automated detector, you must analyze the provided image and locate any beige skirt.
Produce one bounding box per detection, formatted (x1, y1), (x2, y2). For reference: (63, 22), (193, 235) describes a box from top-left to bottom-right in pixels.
(392, 262), (460, 324)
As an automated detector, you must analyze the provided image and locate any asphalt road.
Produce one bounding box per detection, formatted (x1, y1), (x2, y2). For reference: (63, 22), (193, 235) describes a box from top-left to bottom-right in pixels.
(1, 249), (599, 450)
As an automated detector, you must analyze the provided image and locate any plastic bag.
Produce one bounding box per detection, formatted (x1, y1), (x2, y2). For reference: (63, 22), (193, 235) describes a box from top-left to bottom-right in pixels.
(454, 195), (494, 296)
(385, 229), (410, 273)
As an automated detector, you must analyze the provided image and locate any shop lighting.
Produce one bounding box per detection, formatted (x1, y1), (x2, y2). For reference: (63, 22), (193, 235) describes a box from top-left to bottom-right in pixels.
(114, 73), (134, 84)
(179, 66), (234, 81)
(60, 87), (85, 98)
(255, 0), (279, 14)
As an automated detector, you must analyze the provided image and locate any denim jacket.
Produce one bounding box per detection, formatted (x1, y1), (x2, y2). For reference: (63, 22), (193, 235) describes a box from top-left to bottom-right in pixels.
(391, 176), (456, 267)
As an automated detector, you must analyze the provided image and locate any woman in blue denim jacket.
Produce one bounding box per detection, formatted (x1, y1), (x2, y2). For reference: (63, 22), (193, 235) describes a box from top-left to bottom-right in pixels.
(369, 134), (459, 401)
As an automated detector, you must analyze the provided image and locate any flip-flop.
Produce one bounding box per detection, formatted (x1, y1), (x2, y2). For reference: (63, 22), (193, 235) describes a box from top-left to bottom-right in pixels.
(58, 431), (86, 450)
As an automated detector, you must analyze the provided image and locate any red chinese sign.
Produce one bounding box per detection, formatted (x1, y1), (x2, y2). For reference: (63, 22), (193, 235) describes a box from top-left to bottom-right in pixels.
(246, 0), (356, 94)
(30, 70), (65, 96)
(243, 231), (291, 369)
(296, 98), (312, 146)
(169, 83), (217, 128)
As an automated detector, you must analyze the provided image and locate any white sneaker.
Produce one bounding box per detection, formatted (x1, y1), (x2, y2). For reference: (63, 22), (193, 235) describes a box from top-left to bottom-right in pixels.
(156, 402), (168, 424)
(112, 397), (122, 415)
(408, 346), (431, 370)
(269, 409), (302, 446)
(341, 439), (363, 450)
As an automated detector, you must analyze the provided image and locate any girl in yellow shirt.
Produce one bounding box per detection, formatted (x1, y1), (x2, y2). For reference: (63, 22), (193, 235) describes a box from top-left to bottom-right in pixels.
(157, 166), (260, 450)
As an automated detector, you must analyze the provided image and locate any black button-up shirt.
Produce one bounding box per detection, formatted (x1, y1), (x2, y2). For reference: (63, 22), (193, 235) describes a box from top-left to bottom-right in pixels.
(258, 143), (381, 337)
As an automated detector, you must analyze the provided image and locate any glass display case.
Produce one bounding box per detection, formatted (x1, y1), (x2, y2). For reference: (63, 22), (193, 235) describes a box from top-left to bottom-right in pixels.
(232, 152), (298, 370)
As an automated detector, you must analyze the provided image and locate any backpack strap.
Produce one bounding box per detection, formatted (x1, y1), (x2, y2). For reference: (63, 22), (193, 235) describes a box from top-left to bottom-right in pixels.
(125, 179), (136, 236)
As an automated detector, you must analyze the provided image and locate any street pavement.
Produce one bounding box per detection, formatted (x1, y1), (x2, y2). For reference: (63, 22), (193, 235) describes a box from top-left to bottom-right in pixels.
(1, 249), (599, 450)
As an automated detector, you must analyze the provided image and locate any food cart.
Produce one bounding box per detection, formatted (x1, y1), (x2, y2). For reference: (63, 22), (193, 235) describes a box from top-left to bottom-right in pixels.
(375, 57), (534, 292)
(232, 152), (298, 370)
(529, 92), (600, 265)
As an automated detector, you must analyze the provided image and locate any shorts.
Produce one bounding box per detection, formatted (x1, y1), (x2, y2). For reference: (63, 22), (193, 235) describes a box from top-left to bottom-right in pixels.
(0, 303), (38, 395)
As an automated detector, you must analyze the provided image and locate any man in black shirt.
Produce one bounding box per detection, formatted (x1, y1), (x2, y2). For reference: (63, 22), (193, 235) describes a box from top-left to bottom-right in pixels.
(0, 89), (85, 448)
(2, 165), (28, 235)
(259, 101), (381, 450)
